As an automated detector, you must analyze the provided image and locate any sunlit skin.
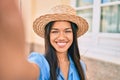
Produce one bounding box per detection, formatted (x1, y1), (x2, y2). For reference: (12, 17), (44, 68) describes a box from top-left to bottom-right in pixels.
(50, 21), (73, 80)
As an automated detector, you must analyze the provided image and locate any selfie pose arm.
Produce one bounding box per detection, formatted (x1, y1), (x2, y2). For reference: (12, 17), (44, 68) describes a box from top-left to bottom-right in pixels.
(0, 0), (39, 79)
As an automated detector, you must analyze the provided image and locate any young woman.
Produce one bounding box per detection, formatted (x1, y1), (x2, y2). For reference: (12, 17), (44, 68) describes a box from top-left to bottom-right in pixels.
(0, 0), (88, 80)
(28, 4), (88, 80)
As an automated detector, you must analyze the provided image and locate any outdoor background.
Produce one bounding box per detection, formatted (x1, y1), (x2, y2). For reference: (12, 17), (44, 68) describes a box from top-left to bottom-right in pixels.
(19, 0), (120, 80)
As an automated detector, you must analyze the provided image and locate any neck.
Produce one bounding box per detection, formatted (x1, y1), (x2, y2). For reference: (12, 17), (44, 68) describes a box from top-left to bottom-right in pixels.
(57, 52), (69, 62)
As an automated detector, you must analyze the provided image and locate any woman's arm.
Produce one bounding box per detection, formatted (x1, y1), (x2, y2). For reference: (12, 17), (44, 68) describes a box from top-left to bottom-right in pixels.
(0, 0), (39, 79)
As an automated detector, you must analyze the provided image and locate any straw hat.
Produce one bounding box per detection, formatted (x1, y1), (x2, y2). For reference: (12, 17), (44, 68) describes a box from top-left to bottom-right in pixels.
(33, 5), (89, 38)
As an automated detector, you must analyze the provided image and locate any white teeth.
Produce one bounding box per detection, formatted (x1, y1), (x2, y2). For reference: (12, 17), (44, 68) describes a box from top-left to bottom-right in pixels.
(57, 42), (66, 47)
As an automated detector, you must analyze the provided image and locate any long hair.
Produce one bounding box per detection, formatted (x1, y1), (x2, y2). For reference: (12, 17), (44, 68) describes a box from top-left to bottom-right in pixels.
(44, 21), (85, 80)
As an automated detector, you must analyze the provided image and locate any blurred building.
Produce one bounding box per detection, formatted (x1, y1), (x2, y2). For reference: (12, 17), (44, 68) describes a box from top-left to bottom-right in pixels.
(71, 0), (120, 64)
(19, 0), (120, 64)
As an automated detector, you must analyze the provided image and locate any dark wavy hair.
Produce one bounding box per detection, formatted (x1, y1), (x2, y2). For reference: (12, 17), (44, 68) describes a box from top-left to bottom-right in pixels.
(44, 21), (85, 80)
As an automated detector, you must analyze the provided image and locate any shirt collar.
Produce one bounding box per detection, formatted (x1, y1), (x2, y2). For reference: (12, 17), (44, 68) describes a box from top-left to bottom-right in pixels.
(68, 55), (74, 78)
(57, 54), (74, 80)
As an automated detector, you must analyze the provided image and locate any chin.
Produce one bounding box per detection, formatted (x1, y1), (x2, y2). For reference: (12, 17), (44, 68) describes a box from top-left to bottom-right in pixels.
(56, 49), (68, 54)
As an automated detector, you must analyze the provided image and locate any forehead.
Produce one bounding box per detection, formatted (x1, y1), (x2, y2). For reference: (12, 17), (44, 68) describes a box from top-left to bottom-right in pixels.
(51, 21), (72, 29)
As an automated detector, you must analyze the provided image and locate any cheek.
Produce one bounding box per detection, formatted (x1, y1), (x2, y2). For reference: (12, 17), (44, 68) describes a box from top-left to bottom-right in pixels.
(70, 36), (73, 44)
(66, 35), (73, 47)
(67, 34), (73, 41)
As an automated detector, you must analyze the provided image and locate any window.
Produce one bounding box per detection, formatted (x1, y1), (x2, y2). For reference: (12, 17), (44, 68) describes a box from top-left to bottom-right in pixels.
(101, 0), (120, 3)
(100, 4), (120, 33)
(77, 9), (93, 32)
(72, 0), (120, 33)
(75, 0), (93, 32)
(76, 0), (93, 7)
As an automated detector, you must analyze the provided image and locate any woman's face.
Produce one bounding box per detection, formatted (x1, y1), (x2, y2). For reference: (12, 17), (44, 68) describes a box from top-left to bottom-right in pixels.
(50, 21), (73, 54)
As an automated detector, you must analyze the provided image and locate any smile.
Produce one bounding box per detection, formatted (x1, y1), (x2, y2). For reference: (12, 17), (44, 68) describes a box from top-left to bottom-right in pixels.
(57, 42), (67, 47)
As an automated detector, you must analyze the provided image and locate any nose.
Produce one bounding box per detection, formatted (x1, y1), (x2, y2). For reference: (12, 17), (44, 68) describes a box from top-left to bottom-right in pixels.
(57, 32), (66, 40)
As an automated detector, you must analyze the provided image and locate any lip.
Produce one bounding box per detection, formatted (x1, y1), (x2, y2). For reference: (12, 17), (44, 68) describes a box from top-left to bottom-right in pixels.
(56, 42), (67, 48)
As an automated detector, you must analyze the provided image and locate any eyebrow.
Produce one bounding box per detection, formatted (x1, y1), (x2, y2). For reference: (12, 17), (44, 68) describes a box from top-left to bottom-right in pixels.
(51, 28), (59, 30)
(65, 28), (72, 30)
(51, 28), (72, 30)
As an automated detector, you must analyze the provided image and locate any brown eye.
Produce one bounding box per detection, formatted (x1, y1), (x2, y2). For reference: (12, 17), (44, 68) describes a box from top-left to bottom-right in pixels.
(51, 30), (59, 33)
(65, 30), (72, 33)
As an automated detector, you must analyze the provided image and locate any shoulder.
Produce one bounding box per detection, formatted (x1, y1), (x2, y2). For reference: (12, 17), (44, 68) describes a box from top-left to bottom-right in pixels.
(28, 52), (50, 79)
(28, 52), (45, 60)
(28, 52), (49, 67)
(28, 52), (45, 64)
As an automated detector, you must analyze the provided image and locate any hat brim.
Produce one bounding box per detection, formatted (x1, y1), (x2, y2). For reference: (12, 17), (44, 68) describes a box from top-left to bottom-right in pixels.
(33, 14), (89, 38)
